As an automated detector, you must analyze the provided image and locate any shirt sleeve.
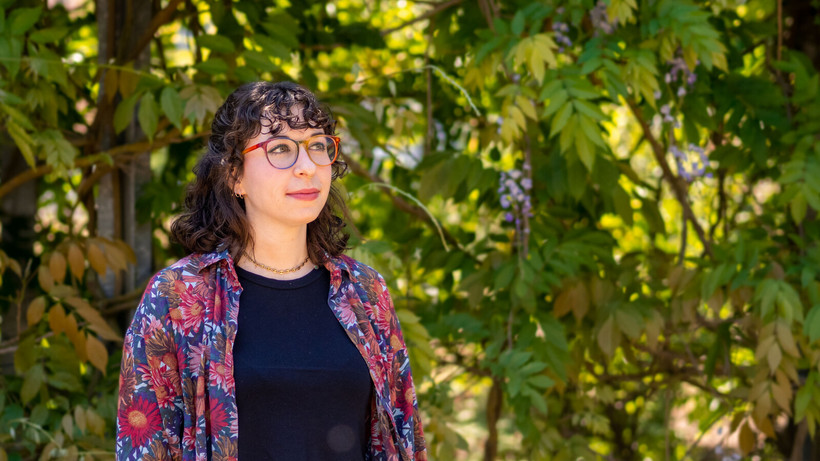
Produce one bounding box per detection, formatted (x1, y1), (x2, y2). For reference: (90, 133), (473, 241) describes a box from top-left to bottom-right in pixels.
(116, 273), (183, 461)
(375, 273), (428, 461)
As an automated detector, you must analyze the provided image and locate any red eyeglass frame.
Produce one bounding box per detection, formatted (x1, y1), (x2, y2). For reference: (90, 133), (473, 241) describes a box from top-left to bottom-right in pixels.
(241, 135), (341, 169)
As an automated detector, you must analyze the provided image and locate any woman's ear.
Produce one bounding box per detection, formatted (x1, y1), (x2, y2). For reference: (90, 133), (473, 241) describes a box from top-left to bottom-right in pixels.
(231, 166), (245, 198)
(233, 180), (245, 198)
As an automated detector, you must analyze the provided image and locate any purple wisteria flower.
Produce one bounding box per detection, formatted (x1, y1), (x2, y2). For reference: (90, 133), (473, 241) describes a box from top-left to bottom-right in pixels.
(670, 143), (712, 182)
(590, 1), (615, 35)
(664, 56), (698, 98)
(660, 104), (680, 128)
(552, 21), (572, 53)
(499, 162), (534, 232)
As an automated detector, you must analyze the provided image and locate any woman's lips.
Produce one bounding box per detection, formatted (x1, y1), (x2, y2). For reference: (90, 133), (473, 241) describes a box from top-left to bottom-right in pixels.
(287, 189), (320, 201)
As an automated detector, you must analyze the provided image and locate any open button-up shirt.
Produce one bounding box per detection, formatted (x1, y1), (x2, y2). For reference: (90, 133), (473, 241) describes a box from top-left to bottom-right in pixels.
(115, 250), (427, 461)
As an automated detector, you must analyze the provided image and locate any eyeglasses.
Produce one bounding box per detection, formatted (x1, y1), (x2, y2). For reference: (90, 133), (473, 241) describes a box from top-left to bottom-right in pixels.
(241, 135), (340, 170)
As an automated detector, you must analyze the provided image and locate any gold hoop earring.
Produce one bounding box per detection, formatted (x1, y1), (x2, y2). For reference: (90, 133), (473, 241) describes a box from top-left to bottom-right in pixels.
(235, 192), (244, 198)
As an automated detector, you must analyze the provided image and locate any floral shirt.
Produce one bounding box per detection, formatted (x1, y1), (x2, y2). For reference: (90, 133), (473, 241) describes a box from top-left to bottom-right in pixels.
(116, 250), (427, 461)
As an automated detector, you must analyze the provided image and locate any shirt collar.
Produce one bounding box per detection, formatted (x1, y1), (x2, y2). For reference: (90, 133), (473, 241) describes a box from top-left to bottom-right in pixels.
(193, 249), (356, 282)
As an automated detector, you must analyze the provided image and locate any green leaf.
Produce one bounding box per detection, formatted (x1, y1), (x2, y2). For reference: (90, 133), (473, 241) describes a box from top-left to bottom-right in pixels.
(9, 6), (41, 36)
(195, 58), (229, 75)
(550, 102), (573, 137)
(35, 129), (77, 168)
(29, 26), (70, 44)
(597, 315), (618, 356)
(196, 34), (236, 54)
(243, 49), (278, 72)
(519, 361), (548, 376)
(791, 191), (808, 224)
(21, 364), (45, 404)
(615, 307), (642, 339)
(527, 375), (555, 389)
(807, 306), (820, 343)
(138, 93), (159, 140)
(7, 120), (36, 167)
(612, 185), (634, 226)
(574, 126), (595, 171)
(523, 386), (548, 414)
(160, 87), (184, 130)
(511, 10), (525, 36)
(114, 94), (139, 134)
(254, 35), (292, 61)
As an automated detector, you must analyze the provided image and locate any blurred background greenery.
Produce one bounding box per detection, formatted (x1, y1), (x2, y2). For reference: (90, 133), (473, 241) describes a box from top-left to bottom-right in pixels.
(1, 0), (820, 459)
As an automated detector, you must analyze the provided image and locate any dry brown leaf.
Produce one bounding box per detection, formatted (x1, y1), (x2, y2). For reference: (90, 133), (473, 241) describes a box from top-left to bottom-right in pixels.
(102, 240), (127, 272)
(85, 408), (105, 436)
(49, 251), (67, 284)
(38, 265), (54, 292)
(71, 332), (88, 362)
(776, 321), (800, 358)
(85, 334), (108, 374)
(755, 391), (772, 419)
(64, 313), (79, 343)
(26, 296), (46, 327)
(86, 241), (107, 275)
(738, 421), (756, 455)
(48, 303), (67, 335)
(770, 381), (792, 415)
(755, 414), (776, 438)
(112, 239), (137, 264)
(66, 296), (122, 342)
(67, 242), (85, 280)
(755, 335), (776, 362)
(61, 413), (74, 440)
(74, 406), (87, 433)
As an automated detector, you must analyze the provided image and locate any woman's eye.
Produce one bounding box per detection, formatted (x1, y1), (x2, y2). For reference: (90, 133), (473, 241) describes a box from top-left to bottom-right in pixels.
(308, 142), (326, 151)
(269, 143), (292, 154)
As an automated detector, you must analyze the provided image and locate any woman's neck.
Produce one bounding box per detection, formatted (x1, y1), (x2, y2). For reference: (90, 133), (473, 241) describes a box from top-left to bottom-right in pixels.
(237, 223), (315, 280)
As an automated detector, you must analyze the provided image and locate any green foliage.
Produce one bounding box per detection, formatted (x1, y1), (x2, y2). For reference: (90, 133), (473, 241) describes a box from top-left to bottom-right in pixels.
(1, 0), (820, 460)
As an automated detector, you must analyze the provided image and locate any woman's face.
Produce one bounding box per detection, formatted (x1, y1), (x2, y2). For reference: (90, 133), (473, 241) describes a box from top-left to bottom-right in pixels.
(234, 118), (333, 234)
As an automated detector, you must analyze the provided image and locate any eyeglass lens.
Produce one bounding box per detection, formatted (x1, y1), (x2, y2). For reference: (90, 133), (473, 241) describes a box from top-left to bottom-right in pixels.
(265, 135), (337, 169)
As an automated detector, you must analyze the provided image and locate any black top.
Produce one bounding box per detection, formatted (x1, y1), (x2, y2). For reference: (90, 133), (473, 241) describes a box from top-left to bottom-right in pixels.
(234, 265), (373, 460)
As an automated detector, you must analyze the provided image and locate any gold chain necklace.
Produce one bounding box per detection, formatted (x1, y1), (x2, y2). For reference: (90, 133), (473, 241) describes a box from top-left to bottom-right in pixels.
(244, 254), (313, 275)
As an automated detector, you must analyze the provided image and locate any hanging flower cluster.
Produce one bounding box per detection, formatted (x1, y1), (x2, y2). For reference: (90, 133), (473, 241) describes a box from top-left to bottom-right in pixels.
(590, 1), (615, 35)
(670, 143), (712, 182)
(552, 21), (572, 53)
(660, 103), (680, 128)
(499, 165), (533, 227)
(664, 56), (698, 97)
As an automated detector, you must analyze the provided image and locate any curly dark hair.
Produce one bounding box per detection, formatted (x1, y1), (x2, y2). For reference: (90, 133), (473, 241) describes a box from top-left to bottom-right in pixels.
(170, 81), (349, 265)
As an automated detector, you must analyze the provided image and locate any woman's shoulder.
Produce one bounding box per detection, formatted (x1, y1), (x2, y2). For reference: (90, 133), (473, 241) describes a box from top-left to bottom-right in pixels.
(329, 254), (387, 287)
(150, 250), (232, 283)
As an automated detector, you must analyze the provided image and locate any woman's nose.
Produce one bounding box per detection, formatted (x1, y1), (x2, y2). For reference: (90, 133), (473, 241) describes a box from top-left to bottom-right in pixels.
(293, 143), (316, 176)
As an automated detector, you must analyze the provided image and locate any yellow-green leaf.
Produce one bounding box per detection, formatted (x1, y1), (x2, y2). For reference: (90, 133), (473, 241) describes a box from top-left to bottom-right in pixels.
(597, 315), (619, 356)
(767, 344), (782, 374)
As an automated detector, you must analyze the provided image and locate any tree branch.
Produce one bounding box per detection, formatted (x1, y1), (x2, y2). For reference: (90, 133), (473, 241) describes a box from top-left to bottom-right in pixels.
(0, 130), (210, 201)
(125, 0), (185, 63)
(344, 155), (464, 251)
(625, 98), (713, 257)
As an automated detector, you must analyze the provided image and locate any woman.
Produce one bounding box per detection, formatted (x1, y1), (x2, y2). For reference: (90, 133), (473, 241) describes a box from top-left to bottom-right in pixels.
(115, 81), (427, 461)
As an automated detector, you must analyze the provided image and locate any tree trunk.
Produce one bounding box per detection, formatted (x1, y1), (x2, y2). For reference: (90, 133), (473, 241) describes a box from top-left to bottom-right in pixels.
(95, 0), (154, 299)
